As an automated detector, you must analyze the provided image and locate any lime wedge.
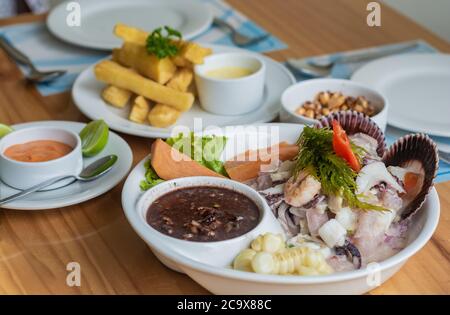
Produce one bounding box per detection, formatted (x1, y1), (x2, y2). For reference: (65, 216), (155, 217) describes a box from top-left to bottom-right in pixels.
(79, 120), (109, 157)
(0, 123), (13, 139)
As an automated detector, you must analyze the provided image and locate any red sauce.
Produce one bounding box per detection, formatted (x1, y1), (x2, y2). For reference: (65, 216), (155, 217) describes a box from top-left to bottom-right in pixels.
(4, 140), (73, 162)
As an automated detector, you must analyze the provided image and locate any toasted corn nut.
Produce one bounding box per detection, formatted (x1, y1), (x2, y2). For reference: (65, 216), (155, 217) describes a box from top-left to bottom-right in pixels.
(294, 91), (377, 119)
(354, 104), (364, 112)
(328, 94), (346, 108)
(318, 91), (330, 105)
(296, 107), (306, 115)
(303, 101), (315, 110)
(305, 109), (315, 118)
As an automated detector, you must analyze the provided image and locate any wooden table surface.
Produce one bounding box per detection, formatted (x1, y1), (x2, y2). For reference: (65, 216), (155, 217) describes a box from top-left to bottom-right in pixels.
(0, 0), (449, 294)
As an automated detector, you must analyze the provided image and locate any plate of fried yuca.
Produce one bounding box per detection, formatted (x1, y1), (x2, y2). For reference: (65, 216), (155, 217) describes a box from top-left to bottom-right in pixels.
(72, 24), (295, 138)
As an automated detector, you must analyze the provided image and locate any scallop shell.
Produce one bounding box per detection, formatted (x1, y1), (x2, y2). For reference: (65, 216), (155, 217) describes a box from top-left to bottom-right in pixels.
(314, 110), (386, 157)
(383, 133), (438, 219)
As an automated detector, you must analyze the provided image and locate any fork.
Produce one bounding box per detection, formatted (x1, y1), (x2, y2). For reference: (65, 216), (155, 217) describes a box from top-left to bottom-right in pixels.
(213, 17), (270, 47)
(0, 36), (66, 83)
(287, 41), (419, 78)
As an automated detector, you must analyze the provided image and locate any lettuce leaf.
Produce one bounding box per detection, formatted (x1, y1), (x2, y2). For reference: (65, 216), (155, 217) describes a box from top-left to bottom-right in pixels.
(139, 159), (164, 191)
(140, 133), (228, 190)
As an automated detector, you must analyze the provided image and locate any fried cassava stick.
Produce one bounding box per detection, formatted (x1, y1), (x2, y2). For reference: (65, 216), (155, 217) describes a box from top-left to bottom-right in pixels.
(113, 42), (177, 84)
(95, 60), (194, 112)
(114, 23), (148, 46)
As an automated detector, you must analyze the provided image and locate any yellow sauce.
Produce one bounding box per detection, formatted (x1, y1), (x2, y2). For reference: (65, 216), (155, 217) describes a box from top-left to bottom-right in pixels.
(205, 66), (254, 79)
(4, 140), (73, 162)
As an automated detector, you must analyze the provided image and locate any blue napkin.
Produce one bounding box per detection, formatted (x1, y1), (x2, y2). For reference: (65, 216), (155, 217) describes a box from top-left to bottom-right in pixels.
(287, 40), (450, 183)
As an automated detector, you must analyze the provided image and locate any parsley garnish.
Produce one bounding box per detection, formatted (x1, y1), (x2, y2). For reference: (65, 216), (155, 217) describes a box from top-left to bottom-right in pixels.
(294, 126), (385, 211)
(146, 26), (182, 59)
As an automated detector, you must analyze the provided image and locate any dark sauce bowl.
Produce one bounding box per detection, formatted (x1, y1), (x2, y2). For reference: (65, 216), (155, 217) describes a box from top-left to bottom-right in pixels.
(136, 176), (283, 270)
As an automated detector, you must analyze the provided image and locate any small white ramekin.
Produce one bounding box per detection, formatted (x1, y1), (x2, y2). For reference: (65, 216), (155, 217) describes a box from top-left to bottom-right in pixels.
(280, 78), (388, 132)
(136, 176), (283, 272)
(194, 53), (266, 116)
(0, 127), (83, 190)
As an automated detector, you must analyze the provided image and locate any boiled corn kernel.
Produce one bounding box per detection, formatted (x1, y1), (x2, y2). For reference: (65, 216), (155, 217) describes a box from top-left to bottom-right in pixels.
(251, 252), (275, 274)
(234, 234), (334, 276)
(233, 249), (257, 272)
(251, 233), (284, 253)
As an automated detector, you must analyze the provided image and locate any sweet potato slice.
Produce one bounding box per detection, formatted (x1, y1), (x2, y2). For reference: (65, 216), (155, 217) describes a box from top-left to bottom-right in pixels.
(151, 139), (224, 180)
(224, 142), (299, 182)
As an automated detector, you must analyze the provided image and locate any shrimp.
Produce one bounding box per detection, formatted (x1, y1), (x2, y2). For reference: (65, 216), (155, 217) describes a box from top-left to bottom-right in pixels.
(284, 171), (321, 207)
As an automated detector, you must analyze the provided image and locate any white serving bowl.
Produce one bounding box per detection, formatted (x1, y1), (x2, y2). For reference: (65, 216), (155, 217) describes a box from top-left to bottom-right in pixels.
(280, 78), (388, 132)
(127, 181), (439, 294)
(194, 53), (266, 115)
(0, 127), (83, 190)
(135, 176), (283, 272)
(122, 124), (440, 294)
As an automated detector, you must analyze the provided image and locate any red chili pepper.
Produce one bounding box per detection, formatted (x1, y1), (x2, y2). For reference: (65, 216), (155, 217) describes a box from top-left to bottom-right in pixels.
(332, 120), (361, 172)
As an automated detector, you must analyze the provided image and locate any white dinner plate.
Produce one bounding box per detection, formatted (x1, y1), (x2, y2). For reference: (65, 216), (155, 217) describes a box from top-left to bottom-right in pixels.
(351, 54), (450, 137)
(121, 123), (440, 294)
(47, 0), (213, 50)
(72, 44), (295, 138)
(0, 121), (133, 210)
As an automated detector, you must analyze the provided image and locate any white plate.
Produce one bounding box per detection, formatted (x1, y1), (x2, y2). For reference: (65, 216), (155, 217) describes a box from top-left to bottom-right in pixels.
(72, 44), (295, 138)
(121, 123), (440, 294)
(47, 0), (213, 50)
(0, 121), (133, 210)
(351, 54), (450, 137)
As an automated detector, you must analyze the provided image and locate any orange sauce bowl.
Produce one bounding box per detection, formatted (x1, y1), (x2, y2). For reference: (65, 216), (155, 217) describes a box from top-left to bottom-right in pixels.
(0, 127), (83, 190)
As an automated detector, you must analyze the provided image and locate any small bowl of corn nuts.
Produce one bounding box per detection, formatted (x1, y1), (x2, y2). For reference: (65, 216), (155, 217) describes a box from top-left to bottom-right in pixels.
(280, 78), (388, 131)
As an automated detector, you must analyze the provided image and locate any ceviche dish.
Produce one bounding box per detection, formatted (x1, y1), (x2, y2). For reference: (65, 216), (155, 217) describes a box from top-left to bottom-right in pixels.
(139, 111), (438, 277)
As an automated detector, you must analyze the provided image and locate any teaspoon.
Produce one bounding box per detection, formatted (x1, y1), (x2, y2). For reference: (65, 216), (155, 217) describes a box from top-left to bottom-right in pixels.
(0, 155), (118, 206)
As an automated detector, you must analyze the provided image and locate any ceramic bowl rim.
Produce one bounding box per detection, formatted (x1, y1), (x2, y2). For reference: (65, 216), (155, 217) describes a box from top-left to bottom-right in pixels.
(0, 126), (81, 166)
(136, 176), (272, 246)
(194, 52), (266, 83)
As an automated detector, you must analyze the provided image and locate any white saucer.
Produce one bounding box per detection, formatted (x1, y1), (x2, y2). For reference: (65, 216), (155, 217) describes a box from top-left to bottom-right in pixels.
(72, 44), (295, 139)
(47, 0), (213, 50)
(352, 54), (450, 137)
(0, 121), (133, 210)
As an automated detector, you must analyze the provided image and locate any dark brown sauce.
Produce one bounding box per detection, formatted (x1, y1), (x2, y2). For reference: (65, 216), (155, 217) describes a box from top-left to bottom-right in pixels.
(146, 186), (260, 242)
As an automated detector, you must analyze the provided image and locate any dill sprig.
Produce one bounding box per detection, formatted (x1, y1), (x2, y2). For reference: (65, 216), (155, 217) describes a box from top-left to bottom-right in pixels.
(294, 126), (385, 211)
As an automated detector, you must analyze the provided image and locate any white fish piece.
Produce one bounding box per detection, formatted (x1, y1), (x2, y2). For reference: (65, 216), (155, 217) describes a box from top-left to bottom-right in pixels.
(335, 207), (358, 231)
(270, 171), (292, 182)
(349, 133), (380, 158)
(287, 234), (332, 259)
(260, 183), (285, 195)
(284, 171), (321, 207)
(387, 166), (408, 183)
(353, 210), (396, 260)
(319, 219), (347, 248)
(356, 162), (405, 195)
(328, 193), (343, 213)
